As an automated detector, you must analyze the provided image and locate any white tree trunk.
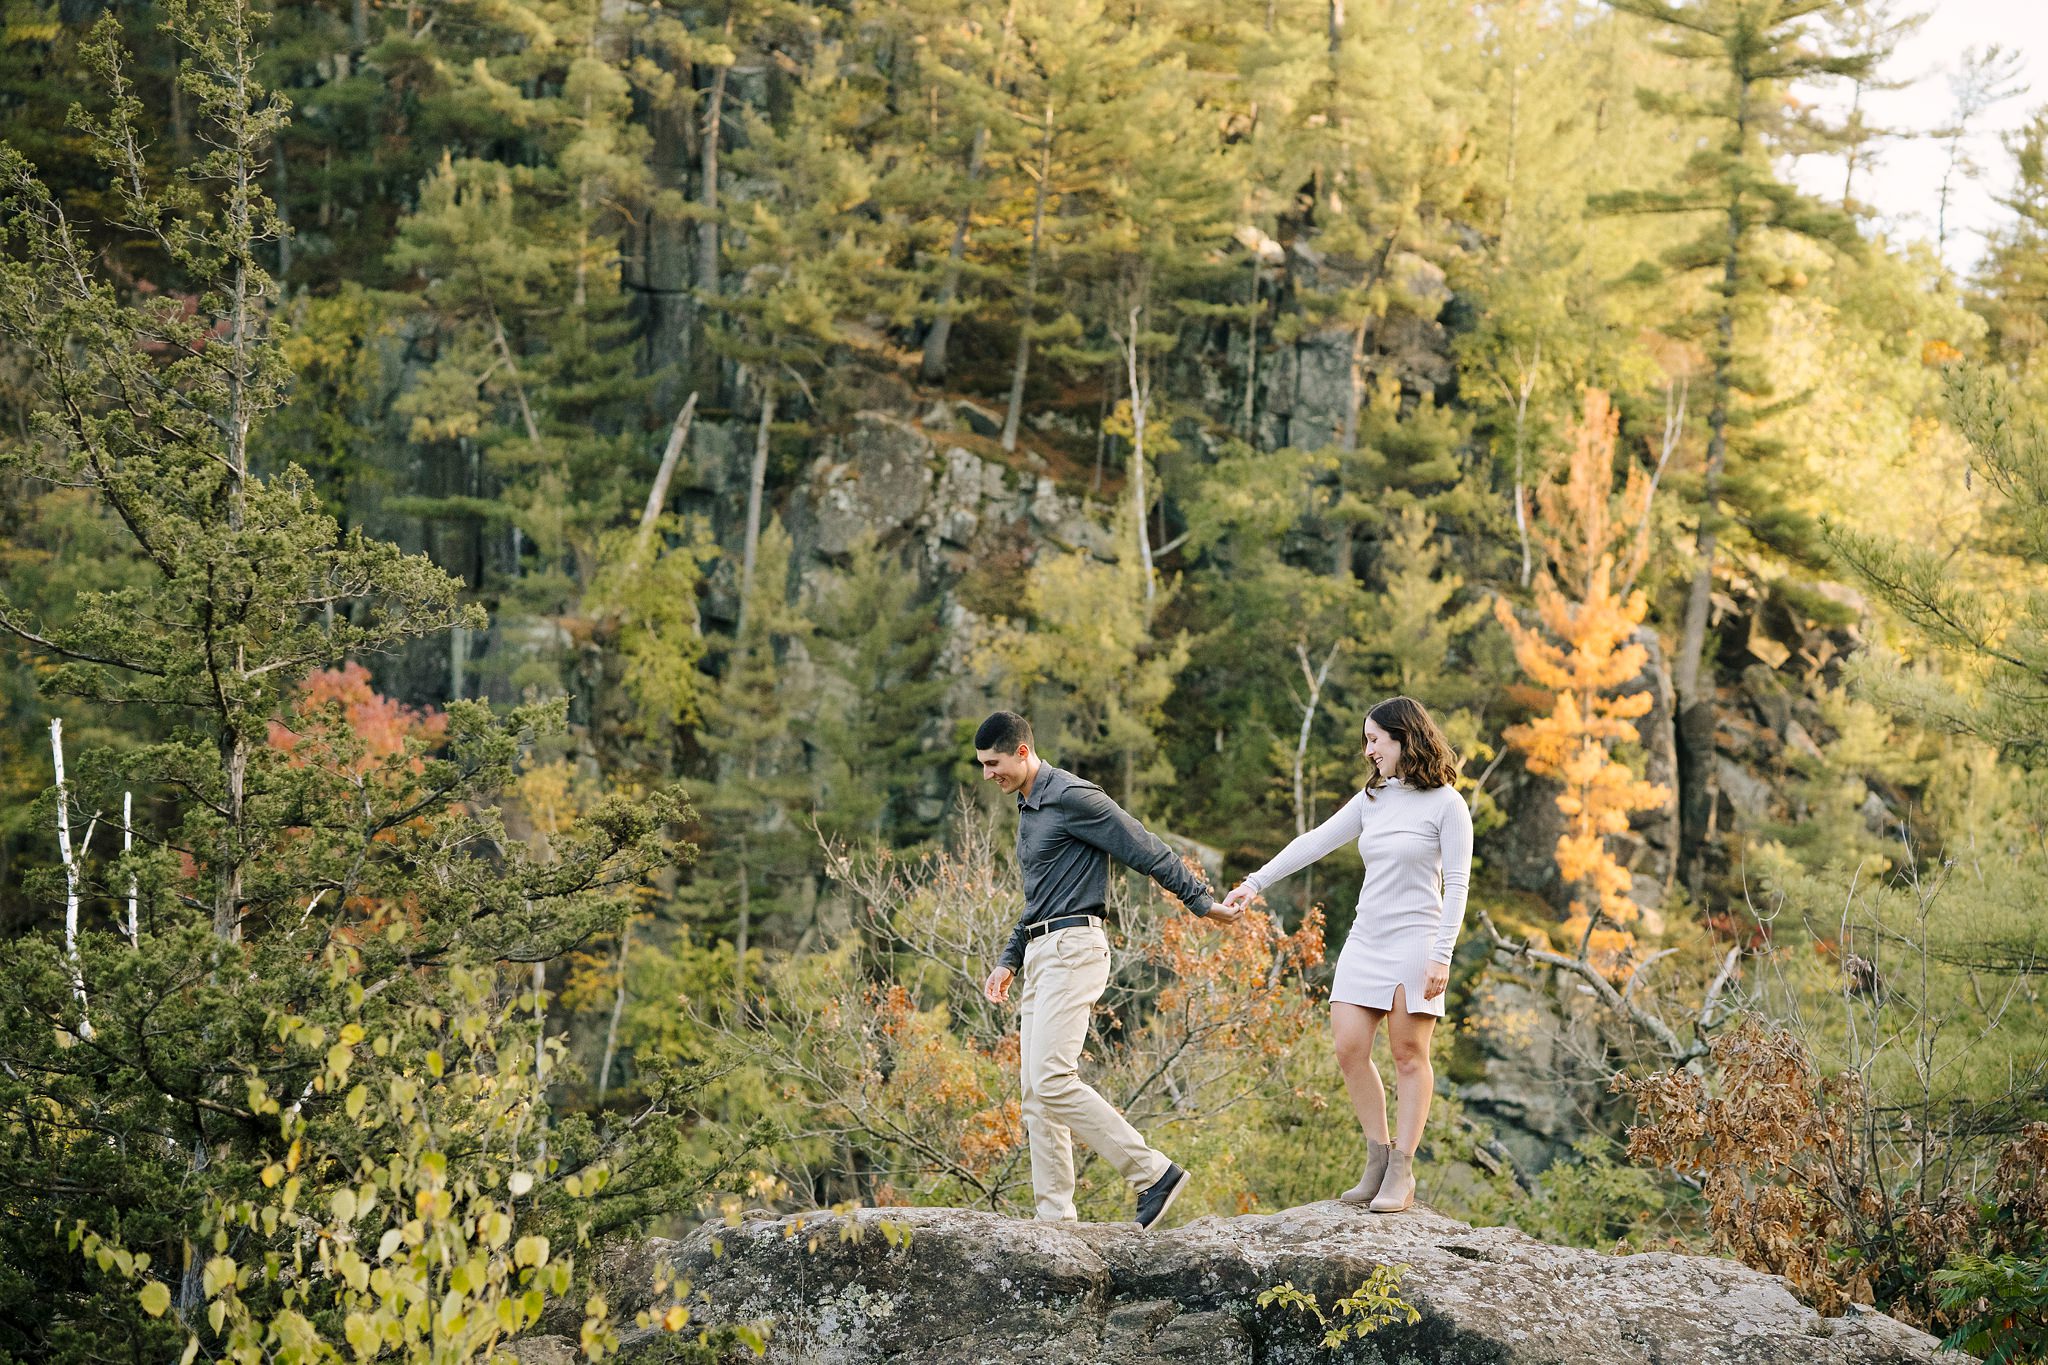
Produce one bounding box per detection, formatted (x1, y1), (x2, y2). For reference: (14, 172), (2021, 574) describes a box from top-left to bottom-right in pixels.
(51, 720), (93, 1038)
(738, 382), (774, 636)
(124, 789), (137, 947)
(1291, 641), (1340, 836)
(1122, 305), (1156, 601)
(597, 921), (632, 1108)
(636, 393), (700, 559)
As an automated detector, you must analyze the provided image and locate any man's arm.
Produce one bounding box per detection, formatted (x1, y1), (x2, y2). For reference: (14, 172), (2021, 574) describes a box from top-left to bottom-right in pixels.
(1061, 786), (1217, 913)
(999, 919), (1028, 975)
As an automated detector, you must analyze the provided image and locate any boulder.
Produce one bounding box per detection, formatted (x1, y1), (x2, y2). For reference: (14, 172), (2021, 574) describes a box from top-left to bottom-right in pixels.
(595, 1203), (1965, 1365)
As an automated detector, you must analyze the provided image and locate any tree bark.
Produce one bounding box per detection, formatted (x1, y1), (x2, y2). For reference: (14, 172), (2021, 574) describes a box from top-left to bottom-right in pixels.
(124, 789), (137, 946)
(1120, 301), (1156, 601)
(51, 720), (94, 1037)
(698, 15), (734, 314)
(1002, 98), (1055, 452)
(1292, 641), (1339, 837)
(1241, 260), (1260, 438)
(597, 921), (631, 1107)
(1673, 84), (1749, 893)
(737, 380), (774, 634)
(636, 393), (699, 558)
(734, 835), (751, 1022)
(1509, 344), (1538, 588)
(921, 0), (1017, 382)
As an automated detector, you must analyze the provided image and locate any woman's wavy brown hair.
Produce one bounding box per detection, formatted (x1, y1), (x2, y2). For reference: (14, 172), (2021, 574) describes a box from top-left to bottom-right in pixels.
(1362, 696), (1459, 796)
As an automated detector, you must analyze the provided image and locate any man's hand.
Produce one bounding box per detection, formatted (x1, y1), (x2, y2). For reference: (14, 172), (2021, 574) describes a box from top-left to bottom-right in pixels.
(1422, 962), (1450, 1001)
(1200, 901), (1242, 924)
(1219, 883), (1258, 916)
(983, 965), (1015, 1004)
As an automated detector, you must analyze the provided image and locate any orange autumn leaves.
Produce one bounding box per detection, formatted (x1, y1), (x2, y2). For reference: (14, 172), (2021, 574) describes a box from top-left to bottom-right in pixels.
(1151, 907), (1326, 1064)
(267, 661), (447, 771)
(263, 662), (449, 935)
(836, 904), (1325, 1192)
(1495, 391), (1671, 976)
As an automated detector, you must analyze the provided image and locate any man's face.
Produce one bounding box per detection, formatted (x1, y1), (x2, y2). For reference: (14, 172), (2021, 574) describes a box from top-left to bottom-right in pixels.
(976, 743), (1033, 795)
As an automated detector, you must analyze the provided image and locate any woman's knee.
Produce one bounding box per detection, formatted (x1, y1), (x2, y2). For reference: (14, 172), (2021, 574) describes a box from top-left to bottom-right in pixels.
(1389, 1047), (1430, 1077)
(1387, 1027), (1433, 1071)
(1334, 1037), (1378, 1072)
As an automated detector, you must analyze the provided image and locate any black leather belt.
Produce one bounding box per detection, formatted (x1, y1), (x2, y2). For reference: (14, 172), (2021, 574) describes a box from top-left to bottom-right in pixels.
(1024, 912), (1104, 942)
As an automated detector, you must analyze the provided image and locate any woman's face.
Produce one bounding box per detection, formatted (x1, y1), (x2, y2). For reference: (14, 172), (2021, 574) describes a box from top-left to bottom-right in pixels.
(1363, 717), (1402, 779)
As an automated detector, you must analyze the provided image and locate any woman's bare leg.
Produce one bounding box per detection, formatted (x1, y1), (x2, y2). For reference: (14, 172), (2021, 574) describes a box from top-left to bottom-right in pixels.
(1331, 1002), (1390, 1144)
(1385, 985), (1438, 1154)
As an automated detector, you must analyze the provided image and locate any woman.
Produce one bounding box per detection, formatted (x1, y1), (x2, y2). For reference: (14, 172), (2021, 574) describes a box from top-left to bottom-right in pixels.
(1220, 696), (1472, 1213)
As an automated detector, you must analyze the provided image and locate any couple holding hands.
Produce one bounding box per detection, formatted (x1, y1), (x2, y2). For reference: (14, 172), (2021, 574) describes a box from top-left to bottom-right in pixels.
(974, 696), (1473, 1229)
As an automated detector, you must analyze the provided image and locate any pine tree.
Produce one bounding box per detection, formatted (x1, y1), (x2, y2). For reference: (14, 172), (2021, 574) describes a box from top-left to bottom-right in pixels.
(1599, 0), (1875, 891)
(810, 536), (948, 845)
(975, 508), (1193, 806)
(1931, 45), (2026, 268)
(1828, 370), (2048, 768)
(902, 0), (1026, 383)
(1494, 390), (1673, 975)
(703, 33), (908, 629)
(1816, 0), (1927, 216)
(693, 518), (818, 1011)
(1256, 0), (1482, 579)
(1975, 109), (2048, 374)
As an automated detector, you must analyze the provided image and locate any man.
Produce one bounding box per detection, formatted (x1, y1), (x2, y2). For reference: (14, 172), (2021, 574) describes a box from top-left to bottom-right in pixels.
(974, 710), (1240, 1229)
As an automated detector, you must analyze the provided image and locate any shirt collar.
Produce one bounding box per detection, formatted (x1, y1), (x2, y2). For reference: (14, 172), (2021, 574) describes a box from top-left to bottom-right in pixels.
(1018, 762), (1060, 811)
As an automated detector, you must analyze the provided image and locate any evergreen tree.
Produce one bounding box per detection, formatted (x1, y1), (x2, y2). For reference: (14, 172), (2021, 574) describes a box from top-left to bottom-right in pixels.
(1975, 108), (2048, 374)
(1599, 0), (1875, 891)
(975, 509), (1192, 806)
(1930, 45), (2026, 269)
(810, 536), (948, 845)
(386, 40), (662, 592)
(693, 518), (818, 1009)
(704, 34), (908, 631)
(1816, 0), (1926, 216)
(900, 0), (1026, 383)
(1829, 369), (2048, 770)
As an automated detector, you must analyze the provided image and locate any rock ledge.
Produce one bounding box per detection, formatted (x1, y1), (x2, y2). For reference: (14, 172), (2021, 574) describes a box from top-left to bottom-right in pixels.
(577, 1201), (1970, 1364)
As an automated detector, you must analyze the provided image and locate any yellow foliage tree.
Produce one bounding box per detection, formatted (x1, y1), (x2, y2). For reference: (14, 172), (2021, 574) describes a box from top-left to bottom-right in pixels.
(1494, 389), (1672, 976)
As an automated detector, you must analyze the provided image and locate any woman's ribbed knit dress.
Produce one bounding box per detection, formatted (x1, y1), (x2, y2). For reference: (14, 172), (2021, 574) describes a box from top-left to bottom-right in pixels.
(1243, 778), (1473, 1017)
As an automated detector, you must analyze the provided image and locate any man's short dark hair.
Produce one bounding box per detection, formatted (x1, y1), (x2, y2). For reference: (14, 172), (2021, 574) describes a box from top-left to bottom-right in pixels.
(975, 711), (1033, 753)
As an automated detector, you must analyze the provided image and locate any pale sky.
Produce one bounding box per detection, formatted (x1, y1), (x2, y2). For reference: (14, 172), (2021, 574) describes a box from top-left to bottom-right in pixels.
(1788, 1), (2048, 277)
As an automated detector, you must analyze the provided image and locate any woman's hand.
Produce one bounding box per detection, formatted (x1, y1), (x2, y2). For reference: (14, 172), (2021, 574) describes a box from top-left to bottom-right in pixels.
(1422, 962), (1450, 1001)
(1219, 882), (1258, 915)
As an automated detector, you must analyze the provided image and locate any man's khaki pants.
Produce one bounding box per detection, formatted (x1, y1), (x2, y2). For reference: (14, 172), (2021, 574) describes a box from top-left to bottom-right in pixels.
(1017, 922), (1171, 1221)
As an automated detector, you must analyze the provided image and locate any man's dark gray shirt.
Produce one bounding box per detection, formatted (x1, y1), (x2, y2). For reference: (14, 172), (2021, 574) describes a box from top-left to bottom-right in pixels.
(999, 764), (1215, 973)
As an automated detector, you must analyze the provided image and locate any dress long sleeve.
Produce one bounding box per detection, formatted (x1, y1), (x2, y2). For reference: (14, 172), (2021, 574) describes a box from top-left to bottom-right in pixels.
(1243, 791), (1369, 895)
(1431, 793), (1474, 964)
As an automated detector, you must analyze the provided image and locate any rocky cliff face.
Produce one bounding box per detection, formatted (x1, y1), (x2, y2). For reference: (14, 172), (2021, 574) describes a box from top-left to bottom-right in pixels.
(535, 1203), (1967, 1365)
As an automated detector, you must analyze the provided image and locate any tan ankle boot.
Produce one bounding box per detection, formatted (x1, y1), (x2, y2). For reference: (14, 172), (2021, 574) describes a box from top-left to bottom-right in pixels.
(1369, 1148), (1415, 1213)
(1340, 1139), (1390, 1204)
